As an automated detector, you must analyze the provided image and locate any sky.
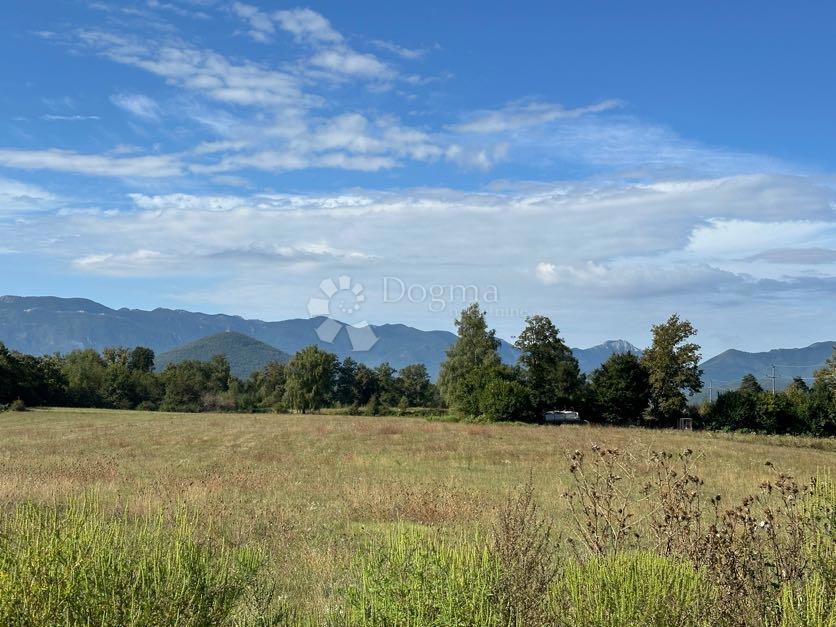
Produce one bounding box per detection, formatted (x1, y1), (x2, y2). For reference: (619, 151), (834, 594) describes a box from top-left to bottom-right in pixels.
(1, 0), (835, 358)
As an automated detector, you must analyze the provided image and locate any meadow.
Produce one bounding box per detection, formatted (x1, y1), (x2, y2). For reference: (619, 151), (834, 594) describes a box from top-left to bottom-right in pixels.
(0, 408), (833, 624)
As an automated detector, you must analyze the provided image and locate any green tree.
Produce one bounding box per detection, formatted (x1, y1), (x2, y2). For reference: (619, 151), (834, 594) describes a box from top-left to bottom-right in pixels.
(738, 373), (763, 395)
(282, 346), (338, 413)
(590, 353), (650, 425)
(61, 349), (108, 407)
(479, 372), (532, 421)
(374, 362), (398, 406)
(258, 361), (287, 409)
(396, 363), (434, 407)
(160, 360), (213, 412)
(353, 364), (380, 405)
(334, 357), (359, 406)
(437, 304), (501, 417)
(128, 347), (155, 373)
(515, 315), (583, 414)
(641, 314), (703, 425)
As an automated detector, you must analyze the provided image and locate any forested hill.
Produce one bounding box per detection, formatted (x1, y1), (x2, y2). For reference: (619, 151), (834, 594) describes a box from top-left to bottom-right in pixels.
(155, 332), (290, 379)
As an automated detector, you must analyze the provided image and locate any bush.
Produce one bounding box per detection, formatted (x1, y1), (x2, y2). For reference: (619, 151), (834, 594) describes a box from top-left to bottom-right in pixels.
(9, 398), (26, 412)
(479, 377), (532, 422)
(342, 526), (503, 626)
(551, 551), (717, 626)
(0, 499), (281, 626)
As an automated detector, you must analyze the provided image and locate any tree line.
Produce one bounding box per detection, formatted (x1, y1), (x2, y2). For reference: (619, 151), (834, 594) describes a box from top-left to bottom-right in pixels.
(0, 343), (438, 415)
(1, 304), (834, 436)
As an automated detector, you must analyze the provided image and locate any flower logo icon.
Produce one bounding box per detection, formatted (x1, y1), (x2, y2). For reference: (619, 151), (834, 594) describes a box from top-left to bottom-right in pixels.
(306, 275), (378, 351)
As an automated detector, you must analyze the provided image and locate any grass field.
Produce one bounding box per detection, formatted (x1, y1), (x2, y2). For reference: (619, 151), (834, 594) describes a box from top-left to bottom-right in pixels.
(1, 408), (833, 619)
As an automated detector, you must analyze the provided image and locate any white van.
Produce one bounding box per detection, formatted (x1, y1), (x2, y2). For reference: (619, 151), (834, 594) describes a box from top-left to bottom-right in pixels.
(544, 410), (582, 425)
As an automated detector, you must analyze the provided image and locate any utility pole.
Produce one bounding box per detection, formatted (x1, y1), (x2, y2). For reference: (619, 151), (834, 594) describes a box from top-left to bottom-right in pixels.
(708, 380), (713, 402)
(770, 364), (776, 396)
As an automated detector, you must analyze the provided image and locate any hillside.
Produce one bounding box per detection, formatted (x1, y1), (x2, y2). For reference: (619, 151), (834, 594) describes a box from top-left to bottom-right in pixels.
(156, 332), (290, 379)
(0, 295), (641, 378)
(701, 341), (835, 392)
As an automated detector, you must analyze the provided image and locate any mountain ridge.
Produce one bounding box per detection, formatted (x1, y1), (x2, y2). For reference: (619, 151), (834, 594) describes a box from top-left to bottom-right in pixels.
(14, 295), (828, 382)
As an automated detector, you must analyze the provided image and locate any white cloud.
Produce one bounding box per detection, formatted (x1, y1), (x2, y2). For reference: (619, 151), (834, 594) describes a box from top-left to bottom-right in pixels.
(76, 30), (311, 108)
(273, 8), (343, 44)
(452, 100), (622, 134)
(371, 40), (431, 60)
(231, 2), (275, 42)
(72, 249), (175, 276)
(0, 178), (58, 213)
(0, 149), (183, 177)
(110, 93), (161, 120)
(308, 48), (394, 80)
(40, 114), (101, 121)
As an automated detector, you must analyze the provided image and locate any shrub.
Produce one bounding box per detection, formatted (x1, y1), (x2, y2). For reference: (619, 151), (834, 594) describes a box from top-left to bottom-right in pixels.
(341, 526), (503, 626)
(0, 499), (281, 626)
(9, 398), (26, 411)
(551, 551), (717, 627)
(479, 377), (532, 422)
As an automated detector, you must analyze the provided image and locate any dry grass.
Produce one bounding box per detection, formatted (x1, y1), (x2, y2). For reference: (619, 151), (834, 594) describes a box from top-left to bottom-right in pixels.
(0, 408), (833, 618)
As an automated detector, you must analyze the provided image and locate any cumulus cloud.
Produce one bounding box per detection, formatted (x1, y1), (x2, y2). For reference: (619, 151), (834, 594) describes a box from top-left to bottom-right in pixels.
(273, 7), (343, 44)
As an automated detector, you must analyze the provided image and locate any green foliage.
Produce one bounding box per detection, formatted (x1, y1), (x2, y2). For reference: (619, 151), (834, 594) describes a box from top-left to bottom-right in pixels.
(642, 314), (703, 424)
(739, 373), (765, 395)
(515, 314), (583, 413)
(551, 552), (716, 627)
(9, 398), (26, 412)
(589, 352), (650, 425)
(283, 345), (338, 413)
(160, 356), (232, 412)
(0, 499), (279, 626)
(438, 304), (501, 417)
(342, 526), (503, 627)
(479, 374), (532, 422)
(396, 363), (434, 407)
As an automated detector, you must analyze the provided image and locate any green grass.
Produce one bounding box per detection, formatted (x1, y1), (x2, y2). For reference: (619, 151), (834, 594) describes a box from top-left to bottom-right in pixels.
(0, 498), (283, 626)
(0, 407), (833, 620)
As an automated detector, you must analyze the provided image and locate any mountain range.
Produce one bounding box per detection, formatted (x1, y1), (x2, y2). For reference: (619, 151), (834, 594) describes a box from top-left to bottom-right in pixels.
(0, 296), (831, 383)
(0, 295), (641, 378)
(700, 341), (834, 393)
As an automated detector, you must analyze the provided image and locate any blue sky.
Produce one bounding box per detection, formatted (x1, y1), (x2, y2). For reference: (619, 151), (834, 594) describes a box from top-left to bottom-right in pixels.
(1, 0), (835, 357)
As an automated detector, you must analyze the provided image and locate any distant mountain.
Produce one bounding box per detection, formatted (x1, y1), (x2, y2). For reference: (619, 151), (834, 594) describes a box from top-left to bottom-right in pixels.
(0, 295), (468, 377)
(573, 340), (643, 373)
(156, 332), (290, 379)
(0, 295), (639, 379)
(701, 341), (835, 393)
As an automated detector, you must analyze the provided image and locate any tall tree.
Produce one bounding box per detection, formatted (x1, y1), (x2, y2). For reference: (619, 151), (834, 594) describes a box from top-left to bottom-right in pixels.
(282, 346), (338, 413)
(334, 357), (359, 406)
(437, 304), (501, 416)
(590, 352), (650, 425)
(396, 363), (434, 407)
(128, 347), (155, 373)
(641, 314), (703, 425)
(515, 314), (582, 413)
